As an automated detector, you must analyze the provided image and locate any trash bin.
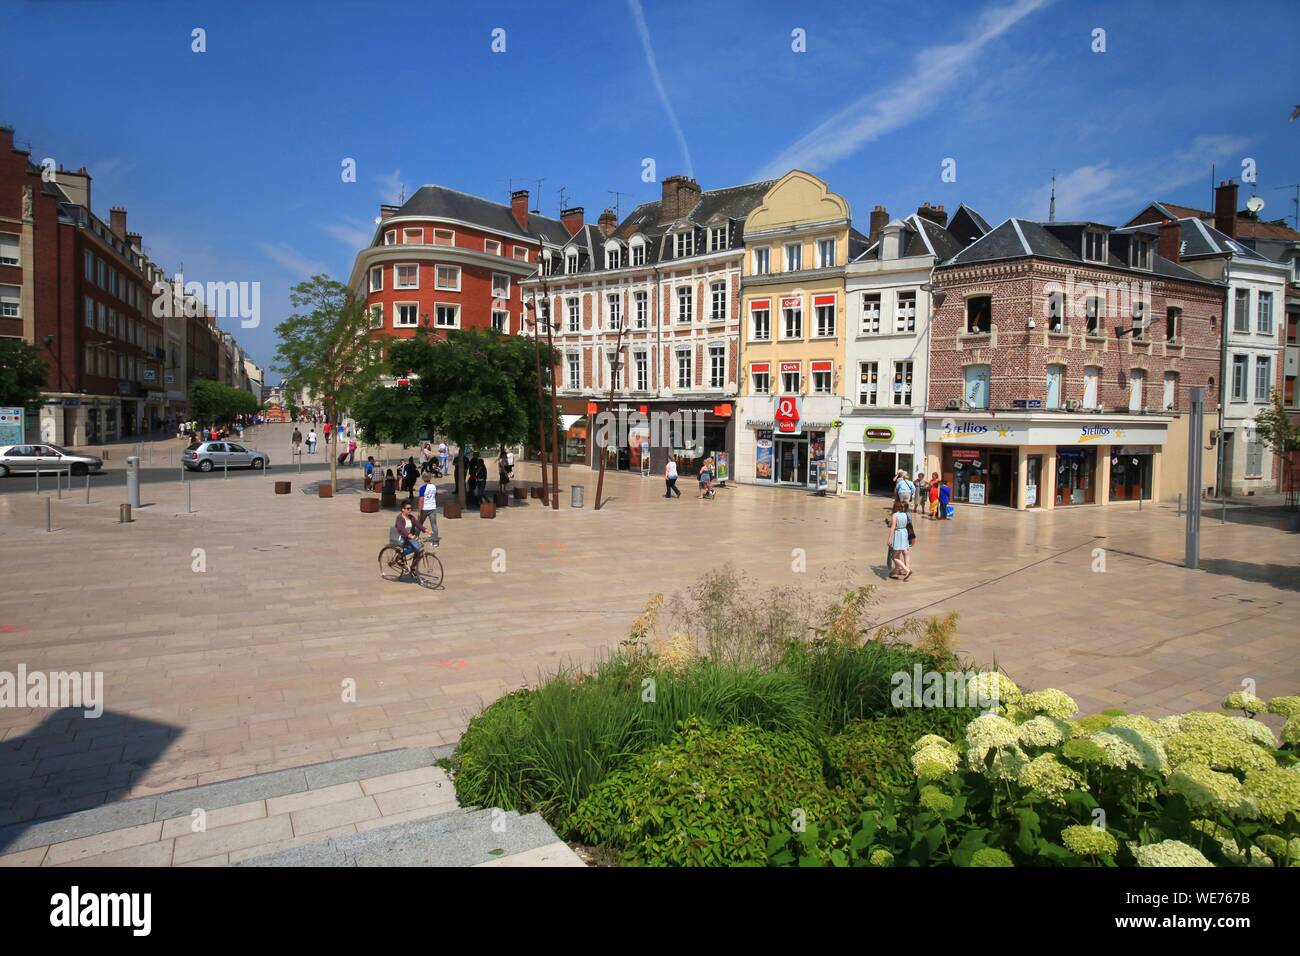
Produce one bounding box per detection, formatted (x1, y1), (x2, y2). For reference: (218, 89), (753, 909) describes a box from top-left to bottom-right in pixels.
(571, 484), (585, 508)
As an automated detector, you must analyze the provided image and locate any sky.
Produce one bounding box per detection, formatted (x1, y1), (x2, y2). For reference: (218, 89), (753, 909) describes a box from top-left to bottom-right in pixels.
(6, 0), (1299, 374)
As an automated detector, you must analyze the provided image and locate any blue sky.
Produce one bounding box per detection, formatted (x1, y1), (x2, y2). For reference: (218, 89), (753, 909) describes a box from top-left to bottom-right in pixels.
(6, 0), (1299, 373)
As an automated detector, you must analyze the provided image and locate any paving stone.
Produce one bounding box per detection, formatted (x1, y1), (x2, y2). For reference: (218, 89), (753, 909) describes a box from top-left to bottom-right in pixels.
(172, 814), (294, 865)
(474, 841), (587, 867)
(45, 821), (163, 865)
(290, 796), (381, 836)
(265, 782), (363, 817)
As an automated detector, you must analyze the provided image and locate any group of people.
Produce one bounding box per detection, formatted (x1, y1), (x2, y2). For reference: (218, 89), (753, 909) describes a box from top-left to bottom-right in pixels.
(663, 456), (718, 500)
(290, 425), (358, 463)
(885, 469), (955, 582)
(183, 422), (242, 447)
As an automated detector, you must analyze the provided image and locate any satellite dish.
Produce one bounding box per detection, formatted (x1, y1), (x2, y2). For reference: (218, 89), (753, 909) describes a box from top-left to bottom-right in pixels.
(1246, 195), (1265, 214)
(374, 216), (382, 225)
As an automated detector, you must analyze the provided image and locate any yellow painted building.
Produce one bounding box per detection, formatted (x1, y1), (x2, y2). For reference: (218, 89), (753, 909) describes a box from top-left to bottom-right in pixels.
(735, 171), (858, 488)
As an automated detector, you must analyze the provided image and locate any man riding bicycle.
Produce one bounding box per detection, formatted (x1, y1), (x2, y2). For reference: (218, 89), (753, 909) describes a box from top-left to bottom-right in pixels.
(394, 501), (432, 576)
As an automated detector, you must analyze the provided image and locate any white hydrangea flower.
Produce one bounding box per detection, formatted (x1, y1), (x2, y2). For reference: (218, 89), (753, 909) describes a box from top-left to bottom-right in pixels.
(1017, 715), (1071, 749)
(1133, 839), (1214, 867)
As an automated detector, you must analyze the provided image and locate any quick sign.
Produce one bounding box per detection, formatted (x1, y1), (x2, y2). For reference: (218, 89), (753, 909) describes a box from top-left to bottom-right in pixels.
(774, 395), (801, 435)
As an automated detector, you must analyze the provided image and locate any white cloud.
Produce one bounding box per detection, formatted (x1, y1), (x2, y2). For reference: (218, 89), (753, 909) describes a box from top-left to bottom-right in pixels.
(627, 0), (694, 179)
(258, 242), (328, 279)
(755, 0), (1050, 179)
(377, 169), (407, 203)
(324, 218), (375, 250)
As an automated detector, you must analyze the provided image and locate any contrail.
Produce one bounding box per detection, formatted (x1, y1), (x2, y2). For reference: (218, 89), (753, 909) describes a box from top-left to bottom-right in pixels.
(627, 0), (694, 179)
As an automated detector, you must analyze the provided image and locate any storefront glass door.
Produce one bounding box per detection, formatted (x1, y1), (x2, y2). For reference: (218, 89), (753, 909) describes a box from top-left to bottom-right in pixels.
(775, 439), (807, 485)
(1026, 455), (1042, 507)
(846, 451), (863, 493)
(1055, 449), (1096, 505)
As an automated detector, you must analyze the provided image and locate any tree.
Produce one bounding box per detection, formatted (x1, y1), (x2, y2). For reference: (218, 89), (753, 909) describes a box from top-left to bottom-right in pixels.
(1254, 389), (1300, 457)
(189, 379), (259, 421)
(0, 338), (49, 412)
(274, 275), (388, 491)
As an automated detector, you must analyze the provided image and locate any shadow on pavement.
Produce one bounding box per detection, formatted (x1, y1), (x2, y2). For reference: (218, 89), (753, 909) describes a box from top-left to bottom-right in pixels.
(1198, 558), (1300, 593)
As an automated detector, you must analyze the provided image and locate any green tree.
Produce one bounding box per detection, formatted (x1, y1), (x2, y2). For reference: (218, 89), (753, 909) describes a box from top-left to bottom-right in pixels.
(0, 338), (50, 412)
(274, 275), (388, 491)
(1254, 389), (1300, 457)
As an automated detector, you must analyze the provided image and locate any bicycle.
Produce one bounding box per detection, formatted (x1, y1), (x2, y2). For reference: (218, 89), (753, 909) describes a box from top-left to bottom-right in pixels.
(378, 534), (444, 589)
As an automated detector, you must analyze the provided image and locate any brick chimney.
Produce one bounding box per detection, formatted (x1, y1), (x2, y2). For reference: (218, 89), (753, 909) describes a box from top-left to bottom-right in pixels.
(561, 206), (584, 235)
(510, 189), (530, 231)
(597, 208), (618, 238)
(660, 175), (702, 222)
(1214, 180), (1238, 239)
(379, 204), (399, 221)
(0, 126), (15, 152)
(126, 230), (143, 251)
(1157, 220), (1181, 263)
(916, 202), (948, 228)
(109, 206), (127, 239)
(868, 205), (889, 246)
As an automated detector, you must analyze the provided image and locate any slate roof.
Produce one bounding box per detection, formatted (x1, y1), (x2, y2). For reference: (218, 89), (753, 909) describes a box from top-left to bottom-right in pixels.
(385, 185), (571, 246)
(854, 209), (980, 264)
(1114, 219), (1268, 262)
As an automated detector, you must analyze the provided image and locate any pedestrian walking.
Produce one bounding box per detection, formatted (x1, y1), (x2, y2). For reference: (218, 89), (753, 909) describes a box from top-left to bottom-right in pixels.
(347, 435), (358, 464)
(497, 447), (512, 489)
(888, 500), (913, 580)
(697, 457), (714, 499)
(928, 472), (941, 519)
(473, 457), (488, 505)
(364, 456), (376, 491)
(914, 470), (929, 515)
(664, 458), (681, 498)
(938, 477), (952, 520)
(417, 472), (441, 546)
(402, 456), (418, 500)
(306, 429), (317, 454)
(894, 470), (915, 506)
(438, 441), (449, 477)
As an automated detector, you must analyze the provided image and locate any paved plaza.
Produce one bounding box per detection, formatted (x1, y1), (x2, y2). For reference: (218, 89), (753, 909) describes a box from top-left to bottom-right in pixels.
(1, 423), (1298, 864)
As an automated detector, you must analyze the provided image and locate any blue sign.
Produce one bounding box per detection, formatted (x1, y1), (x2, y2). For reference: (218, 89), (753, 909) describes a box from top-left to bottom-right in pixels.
(0, 407), (23, 446)
(1011, 399), (1043, 409)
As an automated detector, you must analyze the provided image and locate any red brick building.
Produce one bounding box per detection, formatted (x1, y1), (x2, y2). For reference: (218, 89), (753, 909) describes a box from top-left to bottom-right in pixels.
(0, 126), (166, 444)
(348, 186), (570, 362)
(925, 216), (1223, 508)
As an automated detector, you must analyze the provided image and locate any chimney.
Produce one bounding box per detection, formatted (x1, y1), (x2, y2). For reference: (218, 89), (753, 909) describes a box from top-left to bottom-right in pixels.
(510, 189), (530, 231)
(561, 206), (585, 235)
(916, 202), (948, 228)
(1158, 220), (1181, 264)
(126, 230), (142, 251)
(109, 206), (127, 239)
(881, 220), (904, 261)
(660, 175), (702, 222)
(597, 208), (618, 238)
(0, 126), (15, 152)
(1214, 180), (1238, 239)
(868, 205), (889, 246)
(56, 166), (92, 209)
(379, 204), (399, 221)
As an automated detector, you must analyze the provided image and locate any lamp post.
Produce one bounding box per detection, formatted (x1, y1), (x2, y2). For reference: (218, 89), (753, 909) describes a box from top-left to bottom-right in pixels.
(525, 294), (550, 505)
(1185, 387), (1205, 569)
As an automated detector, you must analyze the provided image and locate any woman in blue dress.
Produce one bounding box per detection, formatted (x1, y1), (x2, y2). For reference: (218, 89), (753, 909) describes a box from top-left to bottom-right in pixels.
(888, 500), (912, 580)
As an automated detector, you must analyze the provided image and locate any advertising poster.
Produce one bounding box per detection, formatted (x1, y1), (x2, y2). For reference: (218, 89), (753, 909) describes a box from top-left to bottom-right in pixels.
(815, 459), (829, 490)
(0, 408), (23, 446)
(755, 436), (773, 480)
(968, 482), (987, 504)
(715, 452), (730, 482)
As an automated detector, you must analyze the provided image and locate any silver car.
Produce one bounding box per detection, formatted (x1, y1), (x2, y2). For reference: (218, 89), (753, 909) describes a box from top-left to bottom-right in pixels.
(184, 441), (270, 472)
(0, 443), (104, 477)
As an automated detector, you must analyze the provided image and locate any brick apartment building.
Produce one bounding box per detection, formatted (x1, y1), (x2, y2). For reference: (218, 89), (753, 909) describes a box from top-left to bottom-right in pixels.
(926, 215), (1223, 509)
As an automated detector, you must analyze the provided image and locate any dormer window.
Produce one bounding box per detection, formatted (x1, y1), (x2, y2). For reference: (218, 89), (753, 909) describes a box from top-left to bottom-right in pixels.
(541, 251), (554, 277)
(1084, 230), (1107, 263)
(630, 241), (646, 267)
(565, 251), (579, 274)
(708, 226), (727, 252)
(1130, 237), (1153, 271)
(674, 230), (694, 258)
(605, 245), (622, 270)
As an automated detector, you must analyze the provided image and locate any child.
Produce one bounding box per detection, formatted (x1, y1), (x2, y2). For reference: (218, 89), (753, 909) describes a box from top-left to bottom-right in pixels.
(938, 477), (952, 520)
(364, 456), (376, 490)
(928, 472), (940, 519)
(417, 472), (440, 546)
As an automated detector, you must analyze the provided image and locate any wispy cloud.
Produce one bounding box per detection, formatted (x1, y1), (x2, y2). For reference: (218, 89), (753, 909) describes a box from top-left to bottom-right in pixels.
(755, 0), (1050, 179)
(627, 0), (694, 179)
(258, 242), (328, 279)
(377, 169), (407, 203)
(324, 217), (376, 250)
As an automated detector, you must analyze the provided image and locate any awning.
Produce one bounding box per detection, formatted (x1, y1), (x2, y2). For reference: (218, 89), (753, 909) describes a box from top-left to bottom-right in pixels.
(560, 414), (584, 432)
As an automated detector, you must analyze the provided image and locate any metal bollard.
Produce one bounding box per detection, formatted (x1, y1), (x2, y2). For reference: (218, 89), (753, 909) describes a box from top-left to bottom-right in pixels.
(571, 484), (585, 508)
(187, 483), (193, 514)
(119, 503), (131, 523)
(85, 471), (91, 504)
(1177, 492), (1182, 517)
(1222, 498), (1227, 525)
(57, 469), (63, 500)
(223, 456), (228, 479)
(46, 496), (51, 532)
(35, 467), (39, 495)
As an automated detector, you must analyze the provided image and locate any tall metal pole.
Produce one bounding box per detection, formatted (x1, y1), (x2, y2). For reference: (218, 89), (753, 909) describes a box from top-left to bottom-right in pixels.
(1186, 386), (1205, 569)
(528, 296), (550, 504)
(594, 323), (628, 511)
(545, 301), (561, 510)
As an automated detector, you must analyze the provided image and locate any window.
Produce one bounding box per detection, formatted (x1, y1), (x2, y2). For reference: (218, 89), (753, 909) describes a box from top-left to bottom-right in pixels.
(1131, 299), (1148, 339)
(752, 247), (770, 275)
(484, 238), (502, 256)
(1130, 237), (1152, 270)
(1083, 366), (1099, 409)
(85, 295), (95, 327)
(393, 303), (419, 328)
(709, 226), (727, 252)
(404, 228), (424, 245)
(492, 311), (508, 332)
(512, 247), (529, 262)
(862, 294), (881, 333)
(84, 343), (94, 375)
(676, 349), (692, 389)
(369, 304), (384, 329)
(97, 302), (106, 332)
(965, 365), (990, 409)
(395, 264), (418, 289)
(784, 242), (802, 272)
(1258, 291), (1274, 336)
(751, 365), (771, 395)
(97, 259), (105, 288)
(605, 246), (622, 270)
(815, 297), (836, 337)
(1084, 230), (1108, 263)
(676, 286), (693, 324)
(812, 363), (833, 395)
(709, 344), (726, 389)
(1163, 371), (1177, 410)
(607, 294), (622, 330)
(1046, 291), (1064, 332)
(1254, 356), (1271, 403)
(710, 281), (727, 321)
(0, 285), (18, 318)
(566, 251), (579, 274)
(1086, 296), (1101, 335)
(674, 230), (694, 258)
(84, 250), (93, 279)
(1046, 364), (1064, 409)
(630, 241), (645, 266)
(0, 234), (16, 266)
(896, 291), (917, 333)
(1166, 307), (1181, 342)
(1232, 354), (1249, 401)
(369, 266), (383, 292)
(435, 265), (461, 291)
(491, 273), (510, 299)
(383, 230), (396, 246)
(1128, 369), (1145, 411)
(782, 297), (803, 339)
(432, 229), (454, 246)
(816, 238), (836, 269)
(1246, 439), (1264, 478)
(858, 361), (879, 405)
(566, 352), (580, 388)
(541, 252), (554, 277)
(434, 304), (458, 327)
(1234, 288), (1250, 333)
(751, 301), (771, 341)
(537, 298), (551, 332)
(892, 360), (913, 406)
(633, 291), (648, 328)
(781, 364), (801, 394)
(567, 297), (580, 332)
(967, 296), (991, 333)
(634, 351), (649, 391)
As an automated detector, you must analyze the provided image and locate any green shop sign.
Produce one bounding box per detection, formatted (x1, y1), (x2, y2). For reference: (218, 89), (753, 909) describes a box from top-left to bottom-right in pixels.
(864, 425), (895, 443)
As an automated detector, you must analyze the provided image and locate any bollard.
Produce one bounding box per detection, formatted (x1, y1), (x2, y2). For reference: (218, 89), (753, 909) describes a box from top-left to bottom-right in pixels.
(298, 453), (302, 475)
(223, 456), (228, 480)
(1222, 498), (1227, 525)
(46, 496), (51, 532)
(57, 469), (63, 500)
(119, 503), (131, 523)
(34, 466), (39, 496)
(85, 471), (91, 504)
(1177, 493), (1182, 518)
(571, 484), (585, 508)
(126, 456), (141, 508)
(187, 483), (193, 514)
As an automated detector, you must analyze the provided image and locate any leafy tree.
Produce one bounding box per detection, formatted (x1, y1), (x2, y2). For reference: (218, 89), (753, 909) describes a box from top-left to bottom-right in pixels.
(189, 378), (259, 421)
(274, 275), (388, 490)
(0, 337), (49, 412)
(1254, 389), (1299, 457)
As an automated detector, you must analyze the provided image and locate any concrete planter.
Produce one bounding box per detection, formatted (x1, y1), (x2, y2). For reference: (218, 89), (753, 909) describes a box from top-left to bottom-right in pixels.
(443, 501), (462, 519)
(513, 486), (527, 500)
(480, 501), (496, 518)
(359, 497), (380, 514)
(529, 486), (541, 499)
(274, 481), (291, 495)
(318, 483), (333, 498)
(494, 490), (509, 507)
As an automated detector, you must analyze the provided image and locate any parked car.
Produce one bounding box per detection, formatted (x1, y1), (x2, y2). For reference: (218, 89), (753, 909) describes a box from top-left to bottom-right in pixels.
(0, 443), (104, 477)
(184, 441), (270, 472)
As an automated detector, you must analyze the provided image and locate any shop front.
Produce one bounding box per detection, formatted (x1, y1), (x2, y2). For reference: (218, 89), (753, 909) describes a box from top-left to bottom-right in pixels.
(587, 400), (734, 477)
(737, 395), (839, 489)
(1108, 445), (1155, 501)
(840, 419), (923, 496)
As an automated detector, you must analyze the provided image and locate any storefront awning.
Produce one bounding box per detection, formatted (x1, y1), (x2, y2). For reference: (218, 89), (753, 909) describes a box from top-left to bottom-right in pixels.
(560, 414), (584, 432)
